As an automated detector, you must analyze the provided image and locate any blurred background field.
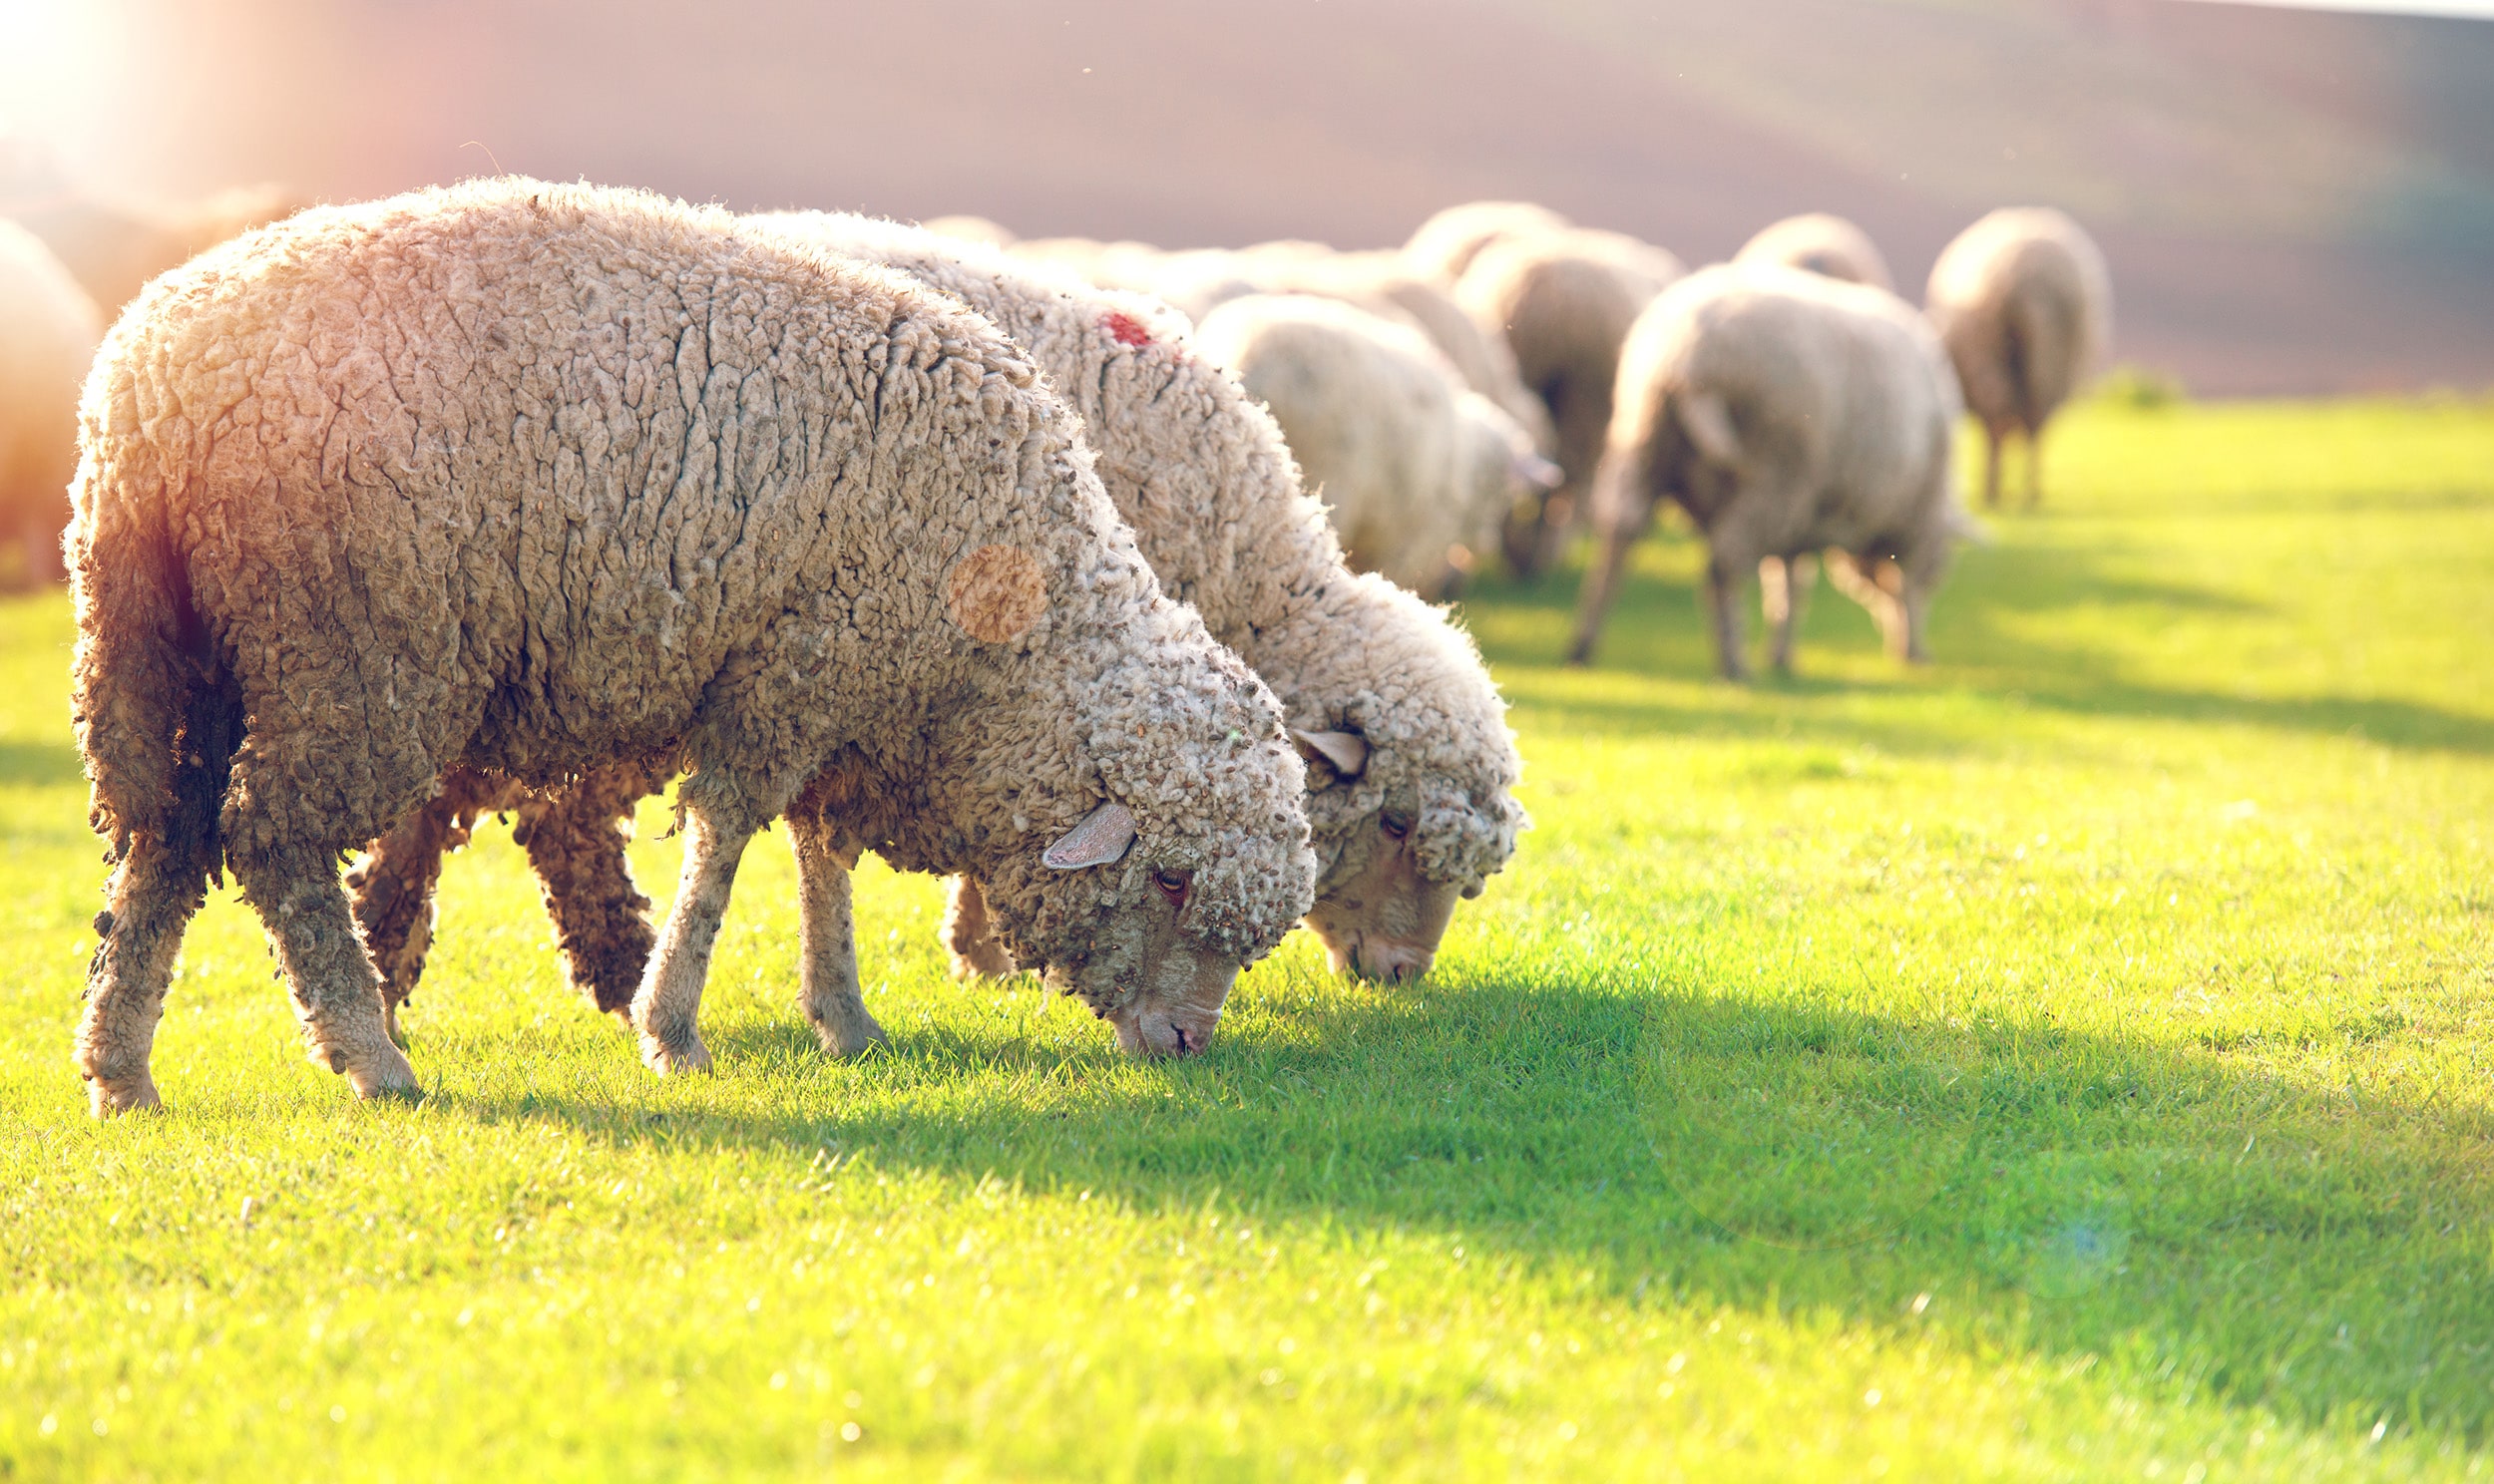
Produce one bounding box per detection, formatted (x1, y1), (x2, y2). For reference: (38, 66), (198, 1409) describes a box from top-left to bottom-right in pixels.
(2, 393), (2489, 1477)
(6, 0), (2492, 394)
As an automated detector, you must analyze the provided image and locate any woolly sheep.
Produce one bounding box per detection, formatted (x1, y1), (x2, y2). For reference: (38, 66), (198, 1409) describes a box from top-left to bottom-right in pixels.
(67, 179), (1318, 1115)
(1734, 212), (1894, 293)
(1925, 207), (2111, 509)
(1194, 292), (1547, 597)
(349, 214), (1528, 1013)
(1456, 226), (1685, 574)
(1404, 200), (1572, 287)
(0, 219), (99, 585)
(1568, 264), (1970, 679)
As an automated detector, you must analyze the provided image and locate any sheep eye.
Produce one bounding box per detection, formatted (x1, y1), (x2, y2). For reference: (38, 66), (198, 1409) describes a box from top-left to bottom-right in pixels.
(1380, 812), (1413, 841)
(1151, 868), (1192, 903)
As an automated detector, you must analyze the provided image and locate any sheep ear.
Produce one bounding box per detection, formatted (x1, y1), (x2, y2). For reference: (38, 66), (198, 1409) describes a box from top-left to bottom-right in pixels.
(1290, 728), (1369, 780)
(1676, 392), (1742, 466)
(1041, 802), (1137, 870)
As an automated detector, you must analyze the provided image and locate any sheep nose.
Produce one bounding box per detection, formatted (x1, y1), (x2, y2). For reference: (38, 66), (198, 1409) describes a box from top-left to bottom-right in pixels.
(1353, 942), (1436, 984)
(1111, 1005), (1220, 1058)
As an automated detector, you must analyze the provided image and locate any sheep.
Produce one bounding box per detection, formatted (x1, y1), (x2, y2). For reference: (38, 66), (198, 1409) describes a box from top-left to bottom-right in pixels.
(1567, 264), (1971, 680)
(1734, 213), (1894, 293)
(1455, 227), (1685, 574)
(66, 178), (1318, 1115)
(1404, 200), (1572, 287)
(1924, 207), (2111, 510)
(0, 219), (100, 586)
(1193, 292), (1548, 597)
(350, 215), (1528, 1013)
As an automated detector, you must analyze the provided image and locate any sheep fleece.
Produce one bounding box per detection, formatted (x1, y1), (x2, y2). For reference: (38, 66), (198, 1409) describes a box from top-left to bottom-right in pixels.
(71, 179), (1315, 977)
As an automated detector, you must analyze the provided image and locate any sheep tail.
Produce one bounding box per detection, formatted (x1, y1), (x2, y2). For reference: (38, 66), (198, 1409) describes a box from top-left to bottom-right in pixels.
(68, 433), (236, 886)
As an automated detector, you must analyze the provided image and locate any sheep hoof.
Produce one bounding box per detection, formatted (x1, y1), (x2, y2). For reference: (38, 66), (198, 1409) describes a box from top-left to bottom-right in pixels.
(345, 1043), (422, 1101)
(815, 1016), (889, 1058)
(641, 1032), (713, 1075)
(87, 1073), (164, 1118)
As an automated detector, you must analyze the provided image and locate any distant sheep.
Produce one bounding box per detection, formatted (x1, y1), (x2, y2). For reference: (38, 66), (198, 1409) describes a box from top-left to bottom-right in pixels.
(1925, 207), (2111, 509)
(1455, 226), (1685, 573)
(68, 179), (1316, 1115)
(1, 148), (300, 313)
(920, 214), (1017, 247)
(1404, 200), (1572, 286)
(352, 214), (1527, 1022)
(1195, 292), (1550, 597)
(1569, 264), (1970, 679)
(1734, 213), (1893, 293)
(0, 220), (99, 585)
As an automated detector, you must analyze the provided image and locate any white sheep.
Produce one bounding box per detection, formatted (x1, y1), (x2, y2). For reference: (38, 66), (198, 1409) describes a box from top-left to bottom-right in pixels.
(1194, 291), (1548, 598)
(1734, 213), (1894, 293)
(349, 217), (1530, 1006)
(1404, 200), (1573, 287)
(67, 179), (1317, 1114)
(1569, 264), (1971, 679)
(1925, 206), (2112, 509)
(0, 219), (99, 585)
(1455, 226), (1685, 573)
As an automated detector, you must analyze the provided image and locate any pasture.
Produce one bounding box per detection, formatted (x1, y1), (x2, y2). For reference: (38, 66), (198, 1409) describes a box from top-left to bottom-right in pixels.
(1, 395), (2489, 1480)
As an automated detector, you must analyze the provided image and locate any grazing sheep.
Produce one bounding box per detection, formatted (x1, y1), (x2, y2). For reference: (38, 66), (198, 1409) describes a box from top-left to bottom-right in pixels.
(1404, 200), (1571, 287)
(1924, 207), (2111, 509)
(1194, 292), (1548, 597)
(68, 179), (1318, 1115)
(1734, 213), (1894, 293)
(0, 219), (99, 585)
(353, 216), (1527, 1007)
(1568, 264), (1969, 679)
(1456, 227), (1684, 574)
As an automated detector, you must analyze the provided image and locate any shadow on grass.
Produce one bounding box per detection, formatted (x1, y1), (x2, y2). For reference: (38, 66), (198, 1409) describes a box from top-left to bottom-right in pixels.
(1469, 534), (2494, 755)
(444, 972), (2494, 1446)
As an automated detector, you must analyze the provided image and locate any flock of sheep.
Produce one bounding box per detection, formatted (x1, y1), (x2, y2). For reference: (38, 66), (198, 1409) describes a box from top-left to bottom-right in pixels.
(0, 170), (2110, 1114)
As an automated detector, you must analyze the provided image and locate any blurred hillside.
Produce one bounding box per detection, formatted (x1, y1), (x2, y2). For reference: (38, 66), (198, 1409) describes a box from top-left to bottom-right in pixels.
(2, 0), (2487, 394)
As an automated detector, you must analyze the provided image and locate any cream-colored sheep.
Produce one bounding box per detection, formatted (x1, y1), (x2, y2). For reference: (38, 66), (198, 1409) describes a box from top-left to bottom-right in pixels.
(1455, 226), (1684, 573)
(1404, 200), (1572, 286)
(1196, 292), (1547, 598)
(68, 180), (1317, 1115)
(0, 220), (99, 585)
(920, 214), (1017, 247)
(1734, 213), (1893, 293)
(1569, 264), (1970, 679)
(1925, 207), (2111, 509)
(351, 217), (1529, 1008)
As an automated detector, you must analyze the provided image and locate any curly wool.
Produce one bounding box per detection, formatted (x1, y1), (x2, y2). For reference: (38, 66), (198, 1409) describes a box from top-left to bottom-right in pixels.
(764, 213), (1527, 896)
(72, 178), (1314, 994)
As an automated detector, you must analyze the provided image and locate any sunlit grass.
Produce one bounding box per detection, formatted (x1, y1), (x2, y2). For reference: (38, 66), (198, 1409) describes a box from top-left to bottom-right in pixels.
(2, 395), (2490, 1479)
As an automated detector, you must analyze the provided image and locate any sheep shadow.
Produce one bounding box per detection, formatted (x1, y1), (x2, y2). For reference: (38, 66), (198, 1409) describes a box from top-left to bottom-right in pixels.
(441, 972), (2494, 1447)
(1462, 533), (2494, 755)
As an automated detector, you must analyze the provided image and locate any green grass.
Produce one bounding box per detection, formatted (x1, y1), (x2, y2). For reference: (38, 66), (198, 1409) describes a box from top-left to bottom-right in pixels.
(3, 395), (2491, 1480)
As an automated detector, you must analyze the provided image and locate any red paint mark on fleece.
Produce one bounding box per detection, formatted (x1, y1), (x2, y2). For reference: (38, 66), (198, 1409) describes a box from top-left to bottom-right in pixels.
(1099, 311), (1153, 347)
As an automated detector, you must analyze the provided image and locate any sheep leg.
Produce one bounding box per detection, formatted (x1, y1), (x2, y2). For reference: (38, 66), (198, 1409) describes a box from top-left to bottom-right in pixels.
(345, 767), (511, 1042)
(941, 876), (1020, 980)
(2024, 431), (2046, 510)
(75, 833), (212, 1116)
(234, 846), (421, 1101)
(787, 808), (887, 1056)
(1706, 553), (1755, 682)
(514, 762), (659, 1020)
(1761, 553), (1819, 675)
(629, 803), (756, 1075)
(1981, 426), (2004, 510)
